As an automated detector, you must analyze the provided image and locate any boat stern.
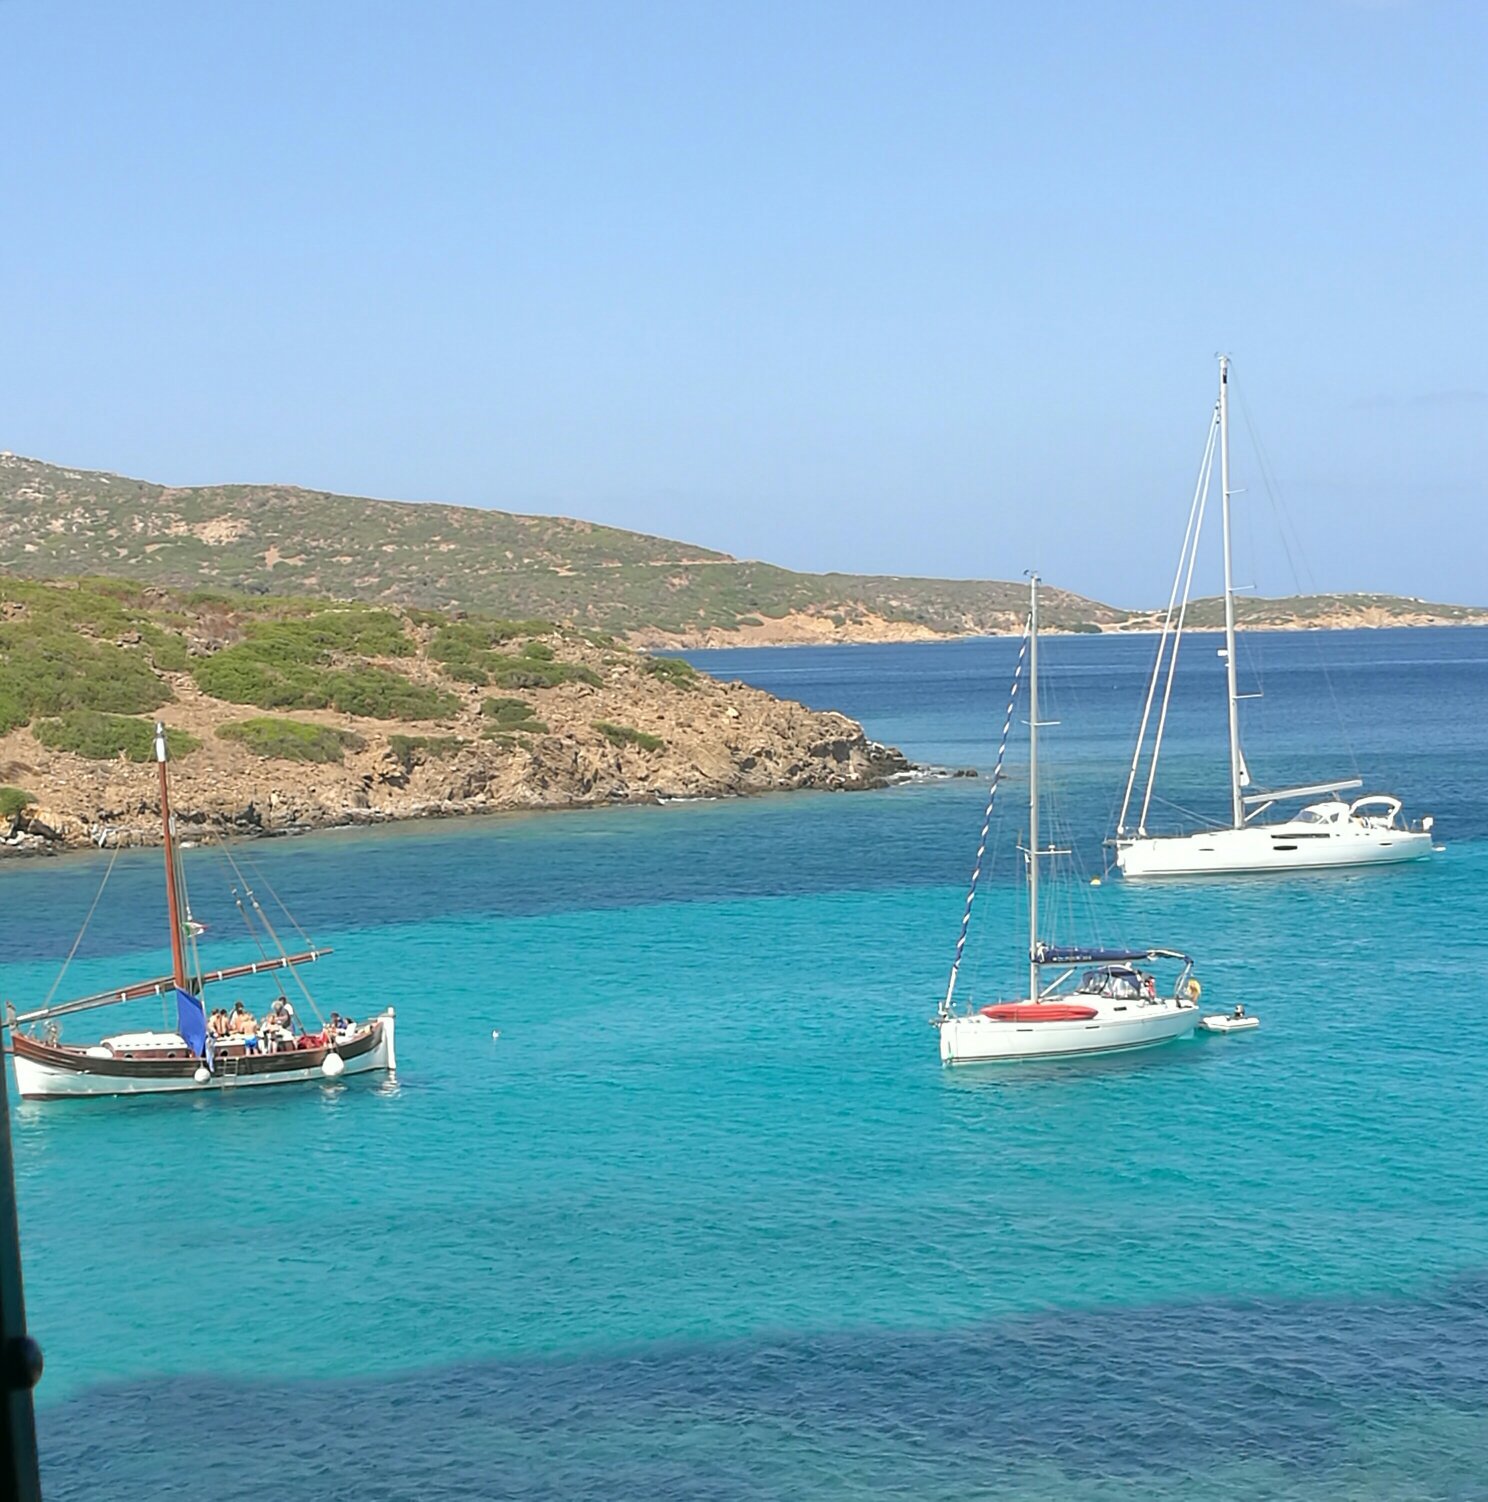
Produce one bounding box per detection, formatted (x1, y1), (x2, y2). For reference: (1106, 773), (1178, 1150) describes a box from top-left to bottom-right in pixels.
(379, 1007), (397, 1073)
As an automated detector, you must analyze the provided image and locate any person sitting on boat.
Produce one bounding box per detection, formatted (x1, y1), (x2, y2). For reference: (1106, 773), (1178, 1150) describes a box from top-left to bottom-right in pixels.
(208, 1008), (230, 1039)
(228, 1001), (256, 1036)
(256, 997), (294, 1053)
(1232, 1003), (1246, 1019)
(1141, 972), (1157, 1002)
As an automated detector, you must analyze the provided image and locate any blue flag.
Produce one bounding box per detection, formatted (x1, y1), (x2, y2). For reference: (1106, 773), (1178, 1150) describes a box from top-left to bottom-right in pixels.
(175, 988), (208, 1058)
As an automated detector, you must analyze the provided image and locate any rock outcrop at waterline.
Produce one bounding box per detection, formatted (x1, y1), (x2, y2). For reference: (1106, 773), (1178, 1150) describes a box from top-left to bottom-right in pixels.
(0, 640), (910, 855)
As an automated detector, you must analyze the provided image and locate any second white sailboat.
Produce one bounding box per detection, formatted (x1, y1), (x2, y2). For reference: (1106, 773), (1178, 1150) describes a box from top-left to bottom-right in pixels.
(1112, 356), (1435, 879)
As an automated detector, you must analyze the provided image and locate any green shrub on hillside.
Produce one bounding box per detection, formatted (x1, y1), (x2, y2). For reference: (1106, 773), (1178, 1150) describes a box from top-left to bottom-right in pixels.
(0, 786), (36, 820)
(193, 611), (455, 720)
(190, 609), (415, 706)
(243, 610), (413, 660)
(321, 665), (457, 720)
(0, 576), (138, 630)
(428, 618), (600, 687)
(0, 623), (172, 729)
(429, 619), (555, 679)
(0, 689), (26, 735)
(217, 717), (364, 763)
(481, 695), (533, 722)
(431, 618), (555, 651)
(480, 696), (548, 731)
(593, 721), (664, 752)
(386, 733), (466, 771)
(641, 655), (698, 688)
(0, 578), (191, 677)
(193, 651), (329, 709)
(487, 656), (599, 690)
(35, 712), (199, 762)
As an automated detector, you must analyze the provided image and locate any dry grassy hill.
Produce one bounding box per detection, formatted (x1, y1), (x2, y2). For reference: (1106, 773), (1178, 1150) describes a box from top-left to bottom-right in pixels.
(0, 454), (1117, 641)
(2, 454), (1483, 643)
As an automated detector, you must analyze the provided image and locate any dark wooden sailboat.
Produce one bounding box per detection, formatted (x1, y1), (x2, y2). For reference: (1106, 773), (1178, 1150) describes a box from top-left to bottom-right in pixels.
(5, 724), (395, 1101)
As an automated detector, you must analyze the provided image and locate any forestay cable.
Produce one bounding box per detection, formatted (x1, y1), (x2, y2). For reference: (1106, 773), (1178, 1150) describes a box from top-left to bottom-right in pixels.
(941, 621), (1031, 1016)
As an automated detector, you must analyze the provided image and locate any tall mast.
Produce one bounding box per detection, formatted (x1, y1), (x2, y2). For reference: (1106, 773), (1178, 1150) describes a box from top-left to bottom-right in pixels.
(155, 722), (189, 991)
(1027, 573), (1041, 1002)
(1218, 354), (1244, 829)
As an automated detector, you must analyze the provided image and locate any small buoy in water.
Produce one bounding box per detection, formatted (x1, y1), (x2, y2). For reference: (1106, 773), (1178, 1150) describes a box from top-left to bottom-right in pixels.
(1090, 877), (1102, 887)
(321, 1052), (346, 1079)
(491, 1030), (501, 1040)
(193, 1066), (211, 1085)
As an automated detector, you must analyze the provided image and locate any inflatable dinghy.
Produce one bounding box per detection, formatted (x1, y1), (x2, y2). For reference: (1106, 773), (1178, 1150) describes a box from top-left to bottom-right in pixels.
(1199, 1013), (1259, 1034)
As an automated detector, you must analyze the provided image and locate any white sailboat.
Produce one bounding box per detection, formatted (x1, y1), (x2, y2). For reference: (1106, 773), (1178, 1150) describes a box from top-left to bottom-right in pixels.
(934, 575), (1200, 1065)
(1113, 357), (1435, 879)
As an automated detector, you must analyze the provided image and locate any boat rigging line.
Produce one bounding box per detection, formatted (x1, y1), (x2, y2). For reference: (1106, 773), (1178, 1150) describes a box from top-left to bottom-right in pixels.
(217, 847), (328, 1030)
(941, 616), (1031, 1017)
(38, 848), (120, 1012)
(1113, 403), (1221, 845)
(1234, 379), (1362, 780)
(239, 849), (317, 952)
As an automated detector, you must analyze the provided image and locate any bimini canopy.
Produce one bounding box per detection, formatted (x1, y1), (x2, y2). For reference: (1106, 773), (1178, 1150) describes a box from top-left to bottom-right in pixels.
(1033, 944), (1193, 967)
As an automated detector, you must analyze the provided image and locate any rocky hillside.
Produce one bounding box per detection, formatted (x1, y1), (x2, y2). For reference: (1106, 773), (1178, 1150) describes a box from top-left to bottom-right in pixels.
(0, 453), (1117, 640)
(0, 577), (908, 854)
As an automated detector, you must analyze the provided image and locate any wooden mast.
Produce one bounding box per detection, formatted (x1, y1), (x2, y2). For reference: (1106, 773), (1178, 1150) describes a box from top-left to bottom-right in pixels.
(154, 722), (189, 991)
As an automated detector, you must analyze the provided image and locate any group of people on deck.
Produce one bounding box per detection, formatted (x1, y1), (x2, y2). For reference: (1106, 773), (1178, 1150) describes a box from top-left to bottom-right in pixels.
(204, 999), (359, 1054)
(206, 997), (316, 1052)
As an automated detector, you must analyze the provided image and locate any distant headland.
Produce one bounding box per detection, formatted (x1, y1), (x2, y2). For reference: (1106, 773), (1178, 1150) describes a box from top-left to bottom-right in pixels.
(5, 453), (1484, 647)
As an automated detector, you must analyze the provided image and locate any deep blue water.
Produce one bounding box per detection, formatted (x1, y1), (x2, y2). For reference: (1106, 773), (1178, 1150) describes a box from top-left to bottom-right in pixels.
(7, 627), (1488, 1499)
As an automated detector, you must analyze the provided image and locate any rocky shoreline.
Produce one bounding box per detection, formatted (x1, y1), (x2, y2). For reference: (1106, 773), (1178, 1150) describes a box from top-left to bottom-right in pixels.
(631, 612), (1488, 650)
(0, 663), (912, 858)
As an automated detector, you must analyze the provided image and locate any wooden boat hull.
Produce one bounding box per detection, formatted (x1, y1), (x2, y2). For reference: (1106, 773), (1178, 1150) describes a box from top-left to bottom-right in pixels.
(9, 1011), (395, 1101)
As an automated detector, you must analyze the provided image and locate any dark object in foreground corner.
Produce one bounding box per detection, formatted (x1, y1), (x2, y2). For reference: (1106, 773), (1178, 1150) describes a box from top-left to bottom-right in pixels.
(0, 1058), (44, 1499)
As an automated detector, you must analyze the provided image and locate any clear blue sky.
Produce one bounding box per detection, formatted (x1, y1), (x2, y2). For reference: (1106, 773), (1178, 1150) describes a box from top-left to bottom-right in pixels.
(2, 0), (1483, 606)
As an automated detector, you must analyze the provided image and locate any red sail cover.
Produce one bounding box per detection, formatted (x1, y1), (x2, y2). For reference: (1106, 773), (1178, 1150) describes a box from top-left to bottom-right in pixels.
(980, 1003), (1099, 1022)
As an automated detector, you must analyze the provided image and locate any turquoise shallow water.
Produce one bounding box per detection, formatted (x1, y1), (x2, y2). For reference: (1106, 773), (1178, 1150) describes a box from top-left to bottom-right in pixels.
(7, 627), (1488, 1498)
